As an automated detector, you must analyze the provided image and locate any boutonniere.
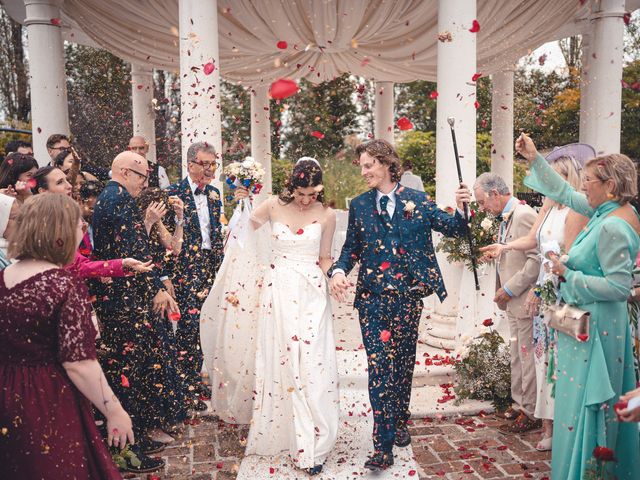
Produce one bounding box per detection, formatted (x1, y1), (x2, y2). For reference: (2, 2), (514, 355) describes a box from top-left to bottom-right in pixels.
(403, 200), (416, 219)
(209, 190), (219, 202)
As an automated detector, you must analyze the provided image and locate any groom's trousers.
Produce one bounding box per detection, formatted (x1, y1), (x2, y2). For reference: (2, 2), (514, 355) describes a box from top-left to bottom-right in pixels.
(357, 289), (423, 453)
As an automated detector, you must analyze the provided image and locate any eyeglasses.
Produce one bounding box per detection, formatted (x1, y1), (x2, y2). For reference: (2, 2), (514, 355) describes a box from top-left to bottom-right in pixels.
(129, 145), (147, 151)
(125, 168), (149, 182)
(190, 160), (217, 170)
(581, 175), (603, 184)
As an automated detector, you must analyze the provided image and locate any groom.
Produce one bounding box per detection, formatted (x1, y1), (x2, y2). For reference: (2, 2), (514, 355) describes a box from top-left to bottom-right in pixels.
(329, 139), (470, 470)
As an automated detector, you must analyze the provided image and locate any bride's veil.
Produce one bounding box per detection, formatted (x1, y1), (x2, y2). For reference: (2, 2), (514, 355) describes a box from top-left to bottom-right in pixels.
(200, 197), (271, 424)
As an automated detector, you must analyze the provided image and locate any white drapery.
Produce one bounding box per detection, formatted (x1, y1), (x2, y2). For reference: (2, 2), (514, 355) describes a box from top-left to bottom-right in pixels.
(58, 0), (591, 83)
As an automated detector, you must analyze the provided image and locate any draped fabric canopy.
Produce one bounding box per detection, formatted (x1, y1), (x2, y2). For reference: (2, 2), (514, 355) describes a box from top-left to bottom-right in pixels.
(47, 0), (597, 84)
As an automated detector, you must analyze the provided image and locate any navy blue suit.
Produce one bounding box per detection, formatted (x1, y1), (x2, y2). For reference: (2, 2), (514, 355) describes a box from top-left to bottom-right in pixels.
(330, 185), (467, 453)
(166, 177), (224, 396)
(92, 181), (186, 435)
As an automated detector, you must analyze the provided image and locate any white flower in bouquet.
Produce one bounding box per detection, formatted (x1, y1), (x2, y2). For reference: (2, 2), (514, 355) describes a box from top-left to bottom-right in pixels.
(480, 218), (493, 231)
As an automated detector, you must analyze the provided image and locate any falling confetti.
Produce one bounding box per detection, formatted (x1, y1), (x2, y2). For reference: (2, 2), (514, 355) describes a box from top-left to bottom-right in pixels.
(469, 20), (480, 33)
(269, 78), (299, 99)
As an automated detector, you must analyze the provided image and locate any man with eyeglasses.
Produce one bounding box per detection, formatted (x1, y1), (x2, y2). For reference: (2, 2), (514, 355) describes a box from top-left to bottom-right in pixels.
(128, 135), (170, 189)
(167, 141), (224, 410)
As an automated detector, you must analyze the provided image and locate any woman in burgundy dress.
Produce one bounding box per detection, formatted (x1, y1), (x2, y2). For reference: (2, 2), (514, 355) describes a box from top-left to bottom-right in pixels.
(0, 193), (133, 479)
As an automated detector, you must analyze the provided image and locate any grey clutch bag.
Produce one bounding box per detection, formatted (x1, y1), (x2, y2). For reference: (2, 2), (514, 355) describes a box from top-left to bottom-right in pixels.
(543, 303), (590, 342)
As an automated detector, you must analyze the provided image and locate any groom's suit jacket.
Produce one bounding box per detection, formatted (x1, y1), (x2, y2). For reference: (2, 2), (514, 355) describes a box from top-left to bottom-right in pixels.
(330, 185), (468, 310)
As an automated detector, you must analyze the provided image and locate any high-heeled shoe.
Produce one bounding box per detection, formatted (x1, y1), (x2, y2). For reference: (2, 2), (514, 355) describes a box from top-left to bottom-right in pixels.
(305, 464), (323, 476)
(535, 435), (552, 451)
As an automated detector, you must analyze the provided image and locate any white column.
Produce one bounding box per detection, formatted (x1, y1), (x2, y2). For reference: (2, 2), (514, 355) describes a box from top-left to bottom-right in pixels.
(130, 63), (157, 163)
(425, 0), (477, 350)
(582, 0), (625, 154)
(374, 81), (394, 144)
(491, 70), (514, 192)
(179, 0), (222, 189)
(579, 33), (595, 145)
(24, 0), (69, 166)
(250, 84), (272, 196)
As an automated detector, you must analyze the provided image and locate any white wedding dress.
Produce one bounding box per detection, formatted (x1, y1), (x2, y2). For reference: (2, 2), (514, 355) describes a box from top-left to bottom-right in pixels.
(245, 221), (339, 469)
(201, 199), (339, 469)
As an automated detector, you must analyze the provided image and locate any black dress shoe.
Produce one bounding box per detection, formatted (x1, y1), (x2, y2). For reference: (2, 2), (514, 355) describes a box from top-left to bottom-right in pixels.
(191, 399), (209, 412)
(126, 444), (165, 473)
(395, 426), (411, 447)
(364, 452), (394, 471)
(139, 438), (165, 454)
(305, 464), (323, 476)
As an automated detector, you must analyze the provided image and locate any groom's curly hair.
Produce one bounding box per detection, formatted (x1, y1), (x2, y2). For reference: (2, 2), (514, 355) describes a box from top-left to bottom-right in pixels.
(355, 139), (402, 183)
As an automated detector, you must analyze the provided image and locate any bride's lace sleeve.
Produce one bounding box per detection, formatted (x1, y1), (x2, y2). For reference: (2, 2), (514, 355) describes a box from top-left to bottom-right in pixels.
(57, 274), (97, 363)
(249, 196), (274, 228)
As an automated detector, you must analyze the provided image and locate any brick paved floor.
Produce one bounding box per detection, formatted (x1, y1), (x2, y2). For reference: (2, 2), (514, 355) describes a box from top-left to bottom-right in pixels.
(127, 411), (550, 480)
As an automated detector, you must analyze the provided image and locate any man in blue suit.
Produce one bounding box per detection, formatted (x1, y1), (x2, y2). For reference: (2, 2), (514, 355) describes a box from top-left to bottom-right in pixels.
(329, 139), (471, 470)
(167, 142), (224, 408)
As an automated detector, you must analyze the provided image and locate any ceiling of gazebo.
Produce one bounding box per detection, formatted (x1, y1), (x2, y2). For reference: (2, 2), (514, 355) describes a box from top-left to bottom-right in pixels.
(3, 0), (639, 84)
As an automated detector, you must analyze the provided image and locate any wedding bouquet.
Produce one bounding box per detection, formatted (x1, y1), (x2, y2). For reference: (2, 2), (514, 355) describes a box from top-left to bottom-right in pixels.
(436, 201), (500, 271)
(224, 156), (265, 194)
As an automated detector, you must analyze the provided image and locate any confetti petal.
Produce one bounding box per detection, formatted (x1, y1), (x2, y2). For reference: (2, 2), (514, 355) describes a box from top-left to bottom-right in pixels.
(380, 330), (391, 342)
(472, 72), (483, 82)
(310, 131), (325, 139)
(396, 117), (414, 131)
(276, 40), (288, 49)
(270, 78), (299, 99)
(203, 62), (215, 75)
(469, 20), (480, 33)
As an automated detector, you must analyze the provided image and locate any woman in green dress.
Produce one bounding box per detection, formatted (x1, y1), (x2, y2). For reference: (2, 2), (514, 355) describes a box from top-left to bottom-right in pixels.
(516, 134), (640, 480)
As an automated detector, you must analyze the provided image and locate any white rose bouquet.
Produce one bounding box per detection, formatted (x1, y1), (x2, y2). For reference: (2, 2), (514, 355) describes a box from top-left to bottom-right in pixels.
(224, 156), (266, 194)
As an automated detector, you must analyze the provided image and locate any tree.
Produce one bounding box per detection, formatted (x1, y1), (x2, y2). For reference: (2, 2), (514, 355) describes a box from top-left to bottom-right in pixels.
(281, 74), (359, 160)
(622, 59), (640, 159)
(395, 80), (437, 132)
(65, 44), (132, 169)
(220, 80), (250, 164)
(0, 5), (29, 122)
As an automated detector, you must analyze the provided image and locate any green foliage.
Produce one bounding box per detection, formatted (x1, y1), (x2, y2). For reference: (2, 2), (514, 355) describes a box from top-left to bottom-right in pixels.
(220, 80), (251, 164)
(395, 80), (437, 132)
(622, 60), (640, 160)
(454, 329), (512, 410)
(435, 201), (499, 271)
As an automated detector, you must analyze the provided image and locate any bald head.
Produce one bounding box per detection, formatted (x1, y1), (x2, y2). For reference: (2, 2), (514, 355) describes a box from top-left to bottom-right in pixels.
(112, 151), (149, 197)
(128, 135), (149, 158)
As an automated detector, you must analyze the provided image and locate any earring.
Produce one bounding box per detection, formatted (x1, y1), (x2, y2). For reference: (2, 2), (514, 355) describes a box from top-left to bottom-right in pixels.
(607, 192), (614, 199)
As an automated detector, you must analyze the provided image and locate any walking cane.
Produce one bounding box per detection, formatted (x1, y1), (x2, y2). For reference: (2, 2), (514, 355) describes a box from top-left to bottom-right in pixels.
(447, 117), (480, 291)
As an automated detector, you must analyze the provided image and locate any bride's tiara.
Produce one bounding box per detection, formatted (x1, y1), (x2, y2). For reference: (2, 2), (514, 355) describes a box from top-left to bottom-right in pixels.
(296, 156), (321, 168)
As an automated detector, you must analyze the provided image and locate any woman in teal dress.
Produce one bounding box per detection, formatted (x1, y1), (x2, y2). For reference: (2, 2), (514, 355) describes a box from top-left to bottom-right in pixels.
(516, 134), (640, 480)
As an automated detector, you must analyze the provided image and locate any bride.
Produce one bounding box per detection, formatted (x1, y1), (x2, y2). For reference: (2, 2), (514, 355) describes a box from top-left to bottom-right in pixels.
(201, 158), (339, 476)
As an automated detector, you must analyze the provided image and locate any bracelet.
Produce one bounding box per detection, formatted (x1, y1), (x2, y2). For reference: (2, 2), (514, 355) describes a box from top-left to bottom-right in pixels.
(176, 219), (185, 227)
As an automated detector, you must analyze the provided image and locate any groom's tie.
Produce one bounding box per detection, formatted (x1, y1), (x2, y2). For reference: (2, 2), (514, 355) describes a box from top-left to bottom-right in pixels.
(379, 195), (391, 228)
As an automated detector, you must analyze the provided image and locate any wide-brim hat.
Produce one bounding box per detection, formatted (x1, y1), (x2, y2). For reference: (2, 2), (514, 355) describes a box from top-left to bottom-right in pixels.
(544, 143), (596, 171)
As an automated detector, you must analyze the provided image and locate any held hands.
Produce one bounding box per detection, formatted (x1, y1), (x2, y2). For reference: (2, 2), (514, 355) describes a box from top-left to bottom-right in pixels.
(479, 243), (505, 262)
(329, 272), (350, 303)
(153, 288), (179, 319)
(515, 133), (538, 163)
(122, 258), (154, 273)
(106, 406), (134, 448)
(234, 186), (250, 202)
(455, 183), (472, 212)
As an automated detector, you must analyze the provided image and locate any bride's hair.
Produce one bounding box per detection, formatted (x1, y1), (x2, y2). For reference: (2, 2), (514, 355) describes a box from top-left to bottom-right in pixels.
(279, 158), (325, 205)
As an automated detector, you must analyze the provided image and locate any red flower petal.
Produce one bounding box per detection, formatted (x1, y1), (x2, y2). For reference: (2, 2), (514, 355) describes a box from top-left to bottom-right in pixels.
(277, 40), (288, 49)
(430, 90), (439, 99)
(26, 178), (37, 189)
(380, 330), (392, 342)
(474, 100), (480, 110)
(296, 228), (304, 235)
(472, 72), (483, 82)
(397, 116), (414, 131)
(469, 20), (480, 33)
(310, 130), (325, 139)
(577, 334), (589, 342)
(50, 18), (61, 26)
(120, 374), (130, 388)
(538, 54), (547, 66)
(624, 12), (631, 26)
(269, 467), (275, 474)
(408, 470), (416, 476)
(379, 261), (391, 271)
(482, 319), (493, 327)
(169, 312), (181, 322)
(270, 78), (299, 99)
(203, 62), (215, 75)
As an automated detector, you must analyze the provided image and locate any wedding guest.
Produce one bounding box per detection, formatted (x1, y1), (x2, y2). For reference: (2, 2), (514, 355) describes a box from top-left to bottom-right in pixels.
(53, 148), (99, 194)
(0, 193), (133, 479)
(79, 180), (104, 255)
(32, 166), (73, 196)
(481, 150), (590, 450)
(46, 133), (71, 162)
(618, 386), (640, 422)
(516, 133), (640, 479)
(4, 139), (32, 156)
(0, 194), (18, 265)
(399, 160), (425, 192)
(92, 151), (184, 461)
(128, 136), (170, 189)
(0, 152), (38, 202)
(474, 172), (541, 434)
(167, 141), (224, 408)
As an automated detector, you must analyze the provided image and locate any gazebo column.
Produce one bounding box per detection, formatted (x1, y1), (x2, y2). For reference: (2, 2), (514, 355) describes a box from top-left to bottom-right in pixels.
(250, 84), (272, 196)
(179, 0), (223, 189)
(581, 0), (625, 154)
(491, 70), (514, 192)
(374, 81), (394, 144)
(424, 0), (477, 349)
(579, 33), (595, 145)
(130, 63), (157, 163)
(24, 0), (69, 166)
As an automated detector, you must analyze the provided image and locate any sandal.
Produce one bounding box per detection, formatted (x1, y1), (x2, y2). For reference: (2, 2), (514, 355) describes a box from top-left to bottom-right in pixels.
(536, 436), (552, 451)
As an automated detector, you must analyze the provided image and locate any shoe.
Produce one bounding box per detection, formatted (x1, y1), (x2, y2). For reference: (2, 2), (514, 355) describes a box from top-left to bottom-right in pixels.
(191, 399), (209, 412)
(364, 452), (394, 471)
(498, 413), (542, 434)
(126, 445), (165, 473)
(305, 464), (323, 476)
(535, 435), (553, 451)
(148, 429), (174, 444)
(495, 406), (520, 420)
(138, 438), (165, 455)
(395, 426), (411, 447)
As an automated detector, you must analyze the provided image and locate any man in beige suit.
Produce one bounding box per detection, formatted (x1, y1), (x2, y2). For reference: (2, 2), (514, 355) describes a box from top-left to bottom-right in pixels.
(474, 173), (541, 434)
